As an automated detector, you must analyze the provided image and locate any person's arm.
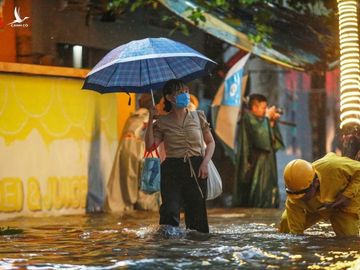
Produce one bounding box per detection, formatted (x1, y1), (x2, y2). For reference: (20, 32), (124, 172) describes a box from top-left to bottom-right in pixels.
(266, 106), (281, 127)
(198, 131), (215, 179)
(342, 170), (360, 199)
(271, 122), (285, 151)
(144, 107), (162, 151)
(282, 199), (307, 234)
(197, 111), (215, 179)
(332, 167), (360, 208)
(266, 106), (285, 151)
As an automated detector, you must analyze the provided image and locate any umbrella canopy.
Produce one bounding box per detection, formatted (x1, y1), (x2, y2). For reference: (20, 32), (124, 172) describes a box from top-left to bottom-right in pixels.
(82, 37), (217, 94)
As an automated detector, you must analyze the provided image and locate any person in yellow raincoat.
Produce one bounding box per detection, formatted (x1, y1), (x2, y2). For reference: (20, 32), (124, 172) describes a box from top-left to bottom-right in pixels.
(279, 152), (360, 236)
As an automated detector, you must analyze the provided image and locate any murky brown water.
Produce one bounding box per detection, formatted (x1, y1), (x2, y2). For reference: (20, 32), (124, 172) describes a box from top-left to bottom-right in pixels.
(0, 208), (359, 269)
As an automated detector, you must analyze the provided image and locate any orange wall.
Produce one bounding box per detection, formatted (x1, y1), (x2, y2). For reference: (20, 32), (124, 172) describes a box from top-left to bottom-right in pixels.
(0, 0), (16, 62)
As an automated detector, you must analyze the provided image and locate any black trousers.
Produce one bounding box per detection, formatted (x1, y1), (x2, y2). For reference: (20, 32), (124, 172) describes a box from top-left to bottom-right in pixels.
(159, 156), (209, 233)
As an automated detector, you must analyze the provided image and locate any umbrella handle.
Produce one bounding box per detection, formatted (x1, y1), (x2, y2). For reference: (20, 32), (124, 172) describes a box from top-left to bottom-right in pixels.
(151, 89), (155, 107)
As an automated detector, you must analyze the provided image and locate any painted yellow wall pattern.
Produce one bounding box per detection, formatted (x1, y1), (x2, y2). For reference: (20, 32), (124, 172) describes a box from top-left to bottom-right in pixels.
(0, 74), (118, 144)
(0, 70), (132, 219)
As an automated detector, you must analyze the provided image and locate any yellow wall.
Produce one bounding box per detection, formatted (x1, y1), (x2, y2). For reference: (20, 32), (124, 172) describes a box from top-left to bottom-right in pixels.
(0, 63), (134, 219)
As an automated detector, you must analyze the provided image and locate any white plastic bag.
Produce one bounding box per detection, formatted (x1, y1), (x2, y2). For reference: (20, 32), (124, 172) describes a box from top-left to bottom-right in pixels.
(193, 111), (223, 200)
(207, 159), (222, 200)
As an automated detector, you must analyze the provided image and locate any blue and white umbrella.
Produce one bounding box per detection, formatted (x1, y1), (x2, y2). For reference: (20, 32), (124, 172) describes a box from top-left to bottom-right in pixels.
(82, 37), (216, 101)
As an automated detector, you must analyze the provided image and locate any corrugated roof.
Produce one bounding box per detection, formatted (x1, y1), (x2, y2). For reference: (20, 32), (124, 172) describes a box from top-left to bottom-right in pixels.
(159, 0), (338, 71)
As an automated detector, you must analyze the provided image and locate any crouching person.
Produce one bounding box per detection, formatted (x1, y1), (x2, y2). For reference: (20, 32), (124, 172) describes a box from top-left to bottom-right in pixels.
(279, 153), (360, 237)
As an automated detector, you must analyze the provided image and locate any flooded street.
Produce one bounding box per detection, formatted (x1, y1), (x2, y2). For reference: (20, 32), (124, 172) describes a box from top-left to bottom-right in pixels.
(0, 208), (359, 269)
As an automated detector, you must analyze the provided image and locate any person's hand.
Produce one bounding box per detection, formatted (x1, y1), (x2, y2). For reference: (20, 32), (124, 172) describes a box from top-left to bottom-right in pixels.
(149, 106), (159, 120)
(266, 106), (281, 121)
(198, 161), (209, 179)
(330, 193), (351, 209)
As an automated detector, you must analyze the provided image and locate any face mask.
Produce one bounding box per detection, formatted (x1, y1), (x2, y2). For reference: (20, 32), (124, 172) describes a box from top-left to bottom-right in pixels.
(175, 93), (190, 108)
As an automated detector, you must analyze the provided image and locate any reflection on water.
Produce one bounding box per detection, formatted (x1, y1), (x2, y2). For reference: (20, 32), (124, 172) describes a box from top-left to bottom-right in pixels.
(0, 208), (359, 269)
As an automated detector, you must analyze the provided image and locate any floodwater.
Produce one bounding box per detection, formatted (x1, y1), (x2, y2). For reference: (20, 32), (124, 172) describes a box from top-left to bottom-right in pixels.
(0, 208), (359, 269)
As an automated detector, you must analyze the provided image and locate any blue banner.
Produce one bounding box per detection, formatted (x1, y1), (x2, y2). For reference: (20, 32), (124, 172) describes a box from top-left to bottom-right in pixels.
(222, 53), (250, 106)
(223, 69), (244, 106)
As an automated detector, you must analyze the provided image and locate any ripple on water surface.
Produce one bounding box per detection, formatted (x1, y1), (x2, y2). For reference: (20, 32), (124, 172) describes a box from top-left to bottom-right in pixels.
(0, 208), (359, 269)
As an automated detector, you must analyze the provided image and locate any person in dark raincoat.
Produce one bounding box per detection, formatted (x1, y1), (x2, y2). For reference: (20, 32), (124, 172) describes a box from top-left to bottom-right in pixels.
(233, 93), (284, 208)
